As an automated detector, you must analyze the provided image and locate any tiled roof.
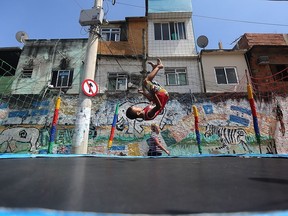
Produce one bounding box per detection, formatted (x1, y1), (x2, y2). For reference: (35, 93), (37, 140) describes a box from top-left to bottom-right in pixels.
(236, 33), (288, 49)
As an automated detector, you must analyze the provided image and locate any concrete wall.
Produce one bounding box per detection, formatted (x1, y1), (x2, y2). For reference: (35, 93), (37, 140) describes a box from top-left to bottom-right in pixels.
(0, 93), (286, 155)
(201, 51), (248, 93)
(11, 39), (87, 95)
(96, 57), (143, 94)
(148, 18), (197, 57)
(147, 57), (202, 94)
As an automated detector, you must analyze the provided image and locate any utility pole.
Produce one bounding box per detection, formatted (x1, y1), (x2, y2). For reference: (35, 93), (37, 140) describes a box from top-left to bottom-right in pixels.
(72, 0), (104, 154)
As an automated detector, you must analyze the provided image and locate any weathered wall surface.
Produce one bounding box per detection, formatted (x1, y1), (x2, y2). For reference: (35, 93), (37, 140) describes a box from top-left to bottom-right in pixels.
(0, 94), (286, 155)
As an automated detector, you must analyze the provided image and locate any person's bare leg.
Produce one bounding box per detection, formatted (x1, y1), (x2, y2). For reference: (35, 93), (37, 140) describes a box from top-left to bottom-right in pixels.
(146, 58), (163, 82)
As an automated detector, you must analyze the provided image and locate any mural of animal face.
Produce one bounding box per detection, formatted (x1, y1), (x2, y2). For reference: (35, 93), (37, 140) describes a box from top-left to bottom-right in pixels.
(0, 127), (40, 152)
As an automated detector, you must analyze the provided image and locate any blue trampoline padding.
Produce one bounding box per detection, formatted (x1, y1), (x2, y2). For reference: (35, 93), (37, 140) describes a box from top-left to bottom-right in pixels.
(0, 208), (288, 216)
(1, 153), (288, 159)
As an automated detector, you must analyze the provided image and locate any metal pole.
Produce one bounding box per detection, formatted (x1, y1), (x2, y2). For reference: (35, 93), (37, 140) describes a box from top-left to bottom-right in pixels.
(245, 70), (261, 154)
(72, 0), (103, 154)
(48, 76), (63, 153)
(192, 105), (202, 154)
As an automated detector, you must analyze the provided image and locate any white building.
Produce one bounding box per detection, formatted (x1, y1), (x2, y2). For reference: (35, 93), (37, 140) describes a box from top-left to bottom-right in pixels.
(146, 0), (202, 93)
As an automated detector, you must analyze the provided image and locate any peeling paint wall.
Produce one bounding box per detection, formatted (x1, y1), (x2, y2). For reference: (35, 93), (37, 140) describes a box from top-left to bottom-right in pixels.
(11, 39), (87, 95)
(0, 93), (286, 155)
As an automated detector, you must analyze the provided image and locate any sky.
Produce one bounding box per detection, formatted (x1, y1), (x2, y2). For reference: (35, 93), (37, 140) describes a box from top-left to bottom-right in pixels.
(0, 0), (287, 50)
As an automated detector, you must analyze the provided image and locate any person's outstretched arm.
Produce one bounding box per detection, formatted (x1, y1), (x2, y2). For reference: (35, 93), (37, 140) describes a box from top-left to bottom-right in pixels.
(154, 137), (170, 155)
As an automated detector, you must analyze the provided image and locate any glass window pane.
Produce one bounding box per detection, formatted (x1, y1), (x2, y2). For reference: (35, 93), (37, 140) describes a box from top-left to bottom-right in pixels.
(215, 68), (227, 84)
(115, 34), (120, 41)
(167, 73), (176, 85)
(162, 23), (170, 40)
(108, 78), (116, 90)
(170, 22), (177, 40)
(178, 22), (186, 39)
(154, 23), (162, 40)
(58, 70), (70, 87)
(101, 28), (120, 41)
(102, 33), (109, 41)
(226, 68), (238, 84)
(178, 73), (187, 85)
(111, 33), (117, 41)
(117, 78), (127, 90)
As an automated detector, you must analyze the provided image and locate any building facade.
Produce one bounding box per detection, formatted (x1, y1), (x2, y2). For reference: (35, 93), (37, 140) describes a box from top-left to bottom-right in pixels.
(0, 4), (287, 155)
(236, 33), (288, 94)
(199, 49), (248, 93)
(146, 0), (202, 94)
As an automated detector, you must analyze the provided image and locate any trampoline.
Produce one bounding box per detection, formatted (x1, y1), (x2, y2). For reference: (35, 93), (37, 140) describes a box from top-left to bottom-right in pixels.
(0, 154), (288, 215)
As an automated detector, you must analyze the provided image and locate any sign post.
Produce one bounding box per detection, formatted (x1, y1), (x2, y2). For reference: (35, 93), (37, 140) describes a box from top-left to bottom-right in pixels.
(72, 0), (103, 154)
(82, 79), (98, 97)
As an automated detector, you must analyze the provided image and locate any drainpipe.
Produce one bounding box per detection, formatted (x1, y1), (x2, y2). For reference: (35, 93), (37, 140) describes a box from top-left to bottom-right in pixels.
(198, 51), (206, 93)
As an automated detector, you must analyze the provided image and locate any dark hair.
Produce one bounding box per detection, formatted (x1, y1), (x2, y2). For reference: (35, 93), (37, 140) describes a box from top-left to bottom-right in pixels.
(126, 107), (138, 119)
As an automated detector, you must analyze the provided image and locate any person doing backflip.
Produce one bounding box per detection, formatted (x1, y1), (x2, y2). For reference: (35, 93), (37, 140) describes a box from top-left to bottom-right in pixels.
(126, 58), (169, 121)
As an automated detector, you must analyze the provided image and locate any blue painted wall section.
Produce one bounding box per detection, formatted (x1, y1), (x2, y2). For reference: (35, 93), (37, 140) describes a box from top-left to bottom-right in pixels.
(148, 0), (192, 13)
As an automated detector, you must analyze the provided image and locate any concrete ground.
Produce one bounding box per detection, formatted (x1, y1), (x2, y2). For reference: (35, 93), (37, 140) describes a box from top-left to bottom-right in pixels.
(0, 156), (288, 215)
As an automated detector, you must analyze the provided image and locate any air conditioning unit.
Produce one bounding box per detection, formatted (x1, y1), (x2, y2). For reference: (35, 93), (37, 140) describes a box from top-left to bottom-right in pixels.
(257, 56), (269, 65)
(79, 7), (104, 26)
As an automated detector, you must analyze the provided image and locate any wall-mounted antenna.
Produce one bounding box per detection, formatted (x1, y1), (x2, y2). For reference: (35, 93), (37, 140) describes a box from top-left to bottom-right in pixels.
(15, 31), (29, 44)
(197, 35), (209, 49)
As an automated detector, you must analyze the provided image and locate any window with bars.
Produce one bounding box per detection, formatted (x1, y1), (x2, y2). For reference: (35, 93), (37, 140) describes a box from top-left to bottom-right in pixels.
(154, 22), (186, 41)
(108, 73), (127, 91)
(214, 67), (238, 84)
(51, 70), (73, 88)
(20, 69), (33, 78)
(165, 68), (187, 86)
(101, 28), (121, 41)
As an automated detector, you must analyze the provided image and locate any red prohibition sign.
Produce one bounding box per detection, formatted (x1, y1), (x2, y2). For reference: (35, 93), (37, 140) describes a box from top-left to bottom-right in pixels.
(82, 79), (98, 97)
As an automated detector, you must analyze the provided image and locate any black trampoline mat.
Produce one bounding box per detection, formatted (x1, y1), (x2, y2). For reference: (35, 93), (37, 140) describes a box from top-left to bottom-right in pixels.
(0, 156), (288, 214)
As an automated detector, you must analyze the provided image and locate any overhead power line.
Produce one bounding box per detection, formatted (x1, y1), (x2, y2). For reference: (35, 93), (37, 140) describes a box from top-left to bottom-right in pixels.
(193, 14), (288, 27)
(106, 0), (288, 27)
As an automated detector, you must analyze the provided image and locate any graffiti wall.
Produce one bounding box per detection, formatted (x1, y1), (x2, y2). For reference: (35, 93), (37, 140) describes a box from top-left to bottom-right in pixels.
(0, 94), (287, 155)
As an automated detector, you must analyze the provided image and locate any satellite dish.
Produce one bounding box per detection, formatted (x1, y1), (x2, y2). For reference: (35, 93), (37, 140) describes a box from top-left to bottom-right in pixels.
(197, 35), (209, 49)
(16, 31), (29, 44)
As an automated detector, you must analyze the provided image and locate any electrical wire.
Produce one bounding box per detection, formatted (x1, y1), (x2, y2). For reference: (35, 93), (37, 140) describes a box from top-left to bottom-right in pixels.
(105, 0), (288, 27)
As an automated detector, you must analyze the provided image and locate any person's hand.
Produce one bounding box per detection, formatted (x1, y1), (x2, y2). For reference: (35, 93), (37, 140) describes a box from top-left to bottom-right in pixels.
(166, 150), (170, 156)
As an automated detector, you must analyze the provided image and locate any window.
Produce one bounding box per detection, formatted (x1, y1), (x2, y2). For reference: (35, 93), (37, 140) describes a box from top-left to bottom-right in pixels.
(20, 69), (33, 78)
(51, 70), (73, 88)
(101, 28), (121, 41)
(154, 22), (186, 41)
(215, 67), (238, 84)
(108, 73), (127, 91)
(165, 68), (187, 86)
(270, 64), (288, 82)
